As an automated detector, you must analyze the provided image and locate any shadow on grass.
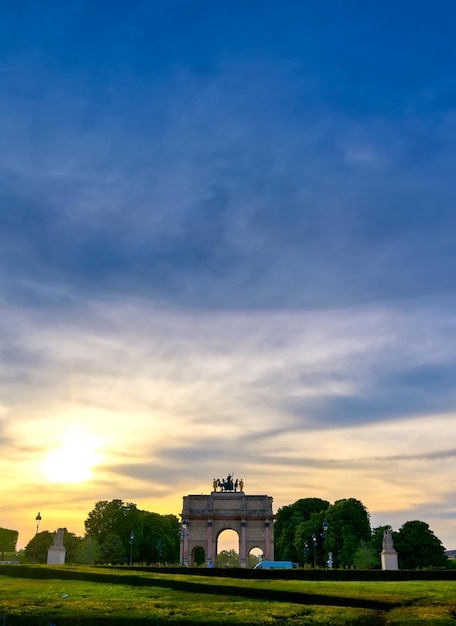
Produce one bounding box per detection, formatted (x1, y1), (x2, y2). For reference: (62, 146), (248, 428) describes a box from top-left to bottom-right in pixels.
(0, 565), (401, 612)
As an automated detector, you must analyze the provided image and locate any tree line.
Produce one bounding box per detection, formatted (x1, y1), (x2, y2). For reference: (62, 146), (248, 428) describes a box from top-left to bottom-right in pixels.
(23, 499), (180, 565)
(274, 497), (448, 569)
(14, 495), (450, 568)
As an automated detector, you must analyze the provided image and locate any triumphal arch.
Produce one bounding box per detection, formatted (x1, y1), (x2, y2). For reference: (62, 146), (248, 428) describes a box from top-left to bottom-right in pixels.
(180, 475), (274, 568)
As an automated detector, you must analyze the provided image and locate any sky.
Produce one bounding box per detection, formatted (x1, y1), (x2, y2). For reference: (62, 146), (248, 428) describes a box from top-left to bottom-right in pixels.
(1, 0), (456, 552)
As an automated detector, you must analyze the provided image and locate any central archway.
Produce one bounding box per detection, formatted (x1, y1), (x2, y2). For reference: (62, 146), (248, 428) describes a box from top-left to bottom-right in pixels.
(217, 528), (239, 567)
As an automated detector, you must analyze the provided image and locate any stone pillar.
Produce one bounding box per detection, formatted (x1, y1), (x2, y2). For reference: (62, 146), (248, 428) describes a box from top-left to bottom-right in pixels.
(381, 550), (399, 570)
(264, 520), (271, 560)
(47, 528), (66, 565)
(182, 522), (190, 566)
(240, 520), (247, 568)
(206, 520), (213, 565)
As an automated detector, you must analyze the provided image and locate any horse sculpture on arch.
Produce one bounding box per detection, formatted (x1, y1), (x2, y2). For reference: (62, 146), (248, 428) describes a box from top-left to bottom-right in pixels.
(213, 474), (243, 492)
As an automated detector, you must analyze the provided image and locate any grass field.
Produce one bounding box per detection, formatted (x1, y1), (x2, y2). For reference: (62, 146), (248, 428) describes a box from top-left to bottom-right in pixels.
(0, 566), (456, 625)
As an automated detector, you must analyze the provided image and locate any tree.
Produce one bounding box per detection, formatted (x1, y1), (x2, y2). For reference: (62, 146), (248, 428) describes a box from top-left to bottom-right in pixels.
(248, 553), (262, 568)
(274, 498), (329, 563)
(73, 537), (101, 564)
(352, 540), (377, 569)
(217, 549), (239, 567)
(62, 530), (83, 563)
(85, 500), (142, 558)
(161, 514), (180, 563)
(23, 528), (82, 564)
(294, 511), (329, 567)
(24, 531), (54, 563)
(85, 501), (180, 566)
(0, 527), (18, 559)
(99, 533), (126, 564)
(394, 520), (447, 569)
(325, 498), (371, 568)
(136, 512), (180, 565)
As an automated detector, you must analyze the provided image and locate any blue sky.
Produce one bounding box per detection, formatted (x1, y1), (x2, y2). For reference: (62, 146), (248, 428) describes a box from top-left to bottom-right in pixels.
(1, 0), (456, 551)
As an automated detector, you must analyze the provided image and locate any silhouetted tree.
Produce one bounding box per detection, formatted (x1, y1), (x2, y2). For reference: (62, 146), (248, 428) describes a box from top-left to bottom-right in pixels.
(248, 553), (262, 568)
(275, 498), (329, 562)
(100, 533), (126, 564)
(294, 510), (329, 567)
(24, 531), (54, 563)
(23, 528), (82, 564)
(137, 512), (171, 564)
(73, 537), (101, 564)
(137, 512), (179, 564)
(352, 540), (377, 569)
(0, 527), (18, 559)
(85, 500), (180, 565)
(63, 530), (83, 563)
(394, 520), (447, 569)
(85, 499), (142, 558)
(325, 498), (371, 568)
(217, 549), (239, 567)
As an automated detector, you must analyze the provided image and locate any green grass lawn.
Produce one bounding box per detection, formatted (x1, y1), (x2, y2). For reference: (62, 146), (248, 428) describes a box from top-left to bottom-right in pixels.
(0, 566), (456, 624)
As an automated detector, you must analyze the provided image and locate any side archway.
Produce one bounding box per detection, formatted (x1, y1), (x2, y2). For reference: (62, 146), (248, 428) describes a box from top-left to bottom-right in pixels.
(191, 545), (206, 566)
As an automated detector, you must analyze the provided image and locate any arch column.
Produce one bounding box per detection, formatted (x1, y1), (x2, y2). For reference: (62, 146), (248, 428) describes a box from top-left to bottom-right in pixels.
(264, 519), (272, 560)
(240, 520), (247, 567)
(206, 520), (213, 565)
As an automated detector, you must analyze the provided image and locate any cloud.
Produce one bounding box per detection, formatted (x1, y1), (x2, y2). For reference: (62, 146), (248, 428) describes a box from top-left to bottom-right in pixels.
(1, 37), (456, 311)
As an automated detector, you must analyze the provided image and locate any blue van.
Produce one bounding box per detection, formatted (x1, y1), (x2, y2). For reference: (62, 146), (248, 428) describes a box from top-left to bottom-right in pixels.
(253, 560), (295, 569)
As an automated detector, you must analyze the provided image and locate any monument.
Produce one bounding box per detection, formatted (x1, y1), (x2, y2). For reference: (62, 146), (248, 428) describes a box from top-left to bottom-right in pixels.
(47, 528), (66, 565)
(180, 475), (274, 568)
(381, 529), (398, 570)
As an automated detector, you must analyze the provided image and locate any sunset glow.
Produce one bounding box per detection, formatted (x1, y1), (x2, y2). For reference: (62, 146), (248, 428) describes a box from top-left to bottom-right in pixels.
(43, 436), (103, 484)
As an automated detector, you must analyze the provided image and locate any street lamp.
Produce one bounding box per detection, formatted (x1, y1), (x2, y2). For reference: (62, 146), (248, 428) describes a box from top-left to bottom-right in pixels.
(129, 531), (135, 566)
(311, 520), (329, 568)
(180, 520), (189, 567)
(322, 520), (329, 567)
(35, 512), (42, 535)
(303, 541), (309, 567)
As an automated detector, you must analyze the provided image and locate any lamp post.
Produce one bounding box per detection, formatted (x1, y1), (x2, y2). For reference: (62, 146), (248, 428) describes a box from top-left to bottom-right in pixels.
(311, 520), (329, 568)
(180, 520), (189, 567)
(312, 533), (317, 567)
(322, 520), (329, 567)
(129, 531), (135, 566)
(32, 512), (42, 563)
(303, 541), (309, 568)
(35, 512), (42, 535)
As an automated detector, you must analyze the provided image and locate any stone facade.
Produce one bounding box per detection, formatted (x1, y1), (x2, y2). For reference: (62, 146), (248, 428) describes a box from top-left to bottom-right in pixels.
(180, 491), (274, 568)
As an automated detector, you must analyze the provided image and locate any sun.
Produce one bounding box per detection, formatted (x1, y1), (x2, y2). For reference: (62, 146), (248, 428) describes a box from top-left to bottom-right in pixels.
(43, 434), (103, 483)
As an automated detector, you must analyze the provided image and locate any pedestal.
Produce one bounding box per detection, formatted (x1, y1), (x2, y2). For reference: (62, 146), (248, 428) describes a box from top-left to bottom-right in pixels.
(47, 546), (66, 565)
(381, 550), (398, 570)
